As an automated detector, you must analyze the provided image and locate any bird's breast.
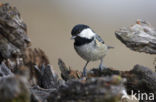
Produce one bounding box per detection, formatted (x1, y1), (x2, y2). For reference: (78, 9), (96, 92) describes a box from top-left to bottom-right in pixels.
(74, 40), (108, 61)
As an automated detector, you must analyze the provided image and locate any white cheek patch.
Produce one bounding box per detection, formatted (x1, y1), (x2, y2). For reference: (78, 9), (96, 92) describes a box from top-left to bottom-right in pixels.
(79, 28), (95, 39)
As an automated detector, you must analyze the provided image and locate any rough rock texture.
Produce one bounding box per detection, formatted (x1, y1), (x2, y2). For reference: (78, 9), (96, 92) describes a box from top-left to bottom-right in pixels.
(30, 86), (56, 102)
(91, 65), (156, 102)
(58, 59), (156, 102)
(0, 73), (30, 102)
(47, 76), (125, 102)
(115, 19), (156, 54)
(23, 48), (61, 88)
(0, 62), (13, 76)
(58, 58), (82, 80)
(0, 2), (155, 102)
(124, 65), (156, 102)
(0, 3), (31, 59)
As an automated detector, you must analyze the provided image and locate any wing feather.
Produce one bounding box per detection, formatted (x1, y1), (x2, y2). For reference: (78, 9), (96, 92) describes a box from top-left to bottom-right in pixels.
(95, 34), (104, 44)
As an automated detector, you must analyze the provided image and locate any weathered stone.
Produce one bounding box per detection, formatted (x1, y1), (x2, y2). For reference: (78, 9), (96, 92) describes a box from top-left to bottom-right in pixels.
(115, 19), (156, 54)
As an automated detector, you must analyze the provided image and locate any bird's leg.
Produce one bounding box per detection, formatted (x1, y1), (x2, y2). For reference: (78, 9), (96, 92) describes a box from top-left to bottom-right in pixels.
(99, 58), (107, 71)
(83, 61), (89, 77)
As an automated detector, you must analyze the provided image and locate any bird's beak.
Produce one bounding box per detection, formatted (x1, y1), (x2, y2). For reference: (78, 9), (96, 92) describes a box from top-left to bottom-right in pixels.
(70, 36), (76, 40)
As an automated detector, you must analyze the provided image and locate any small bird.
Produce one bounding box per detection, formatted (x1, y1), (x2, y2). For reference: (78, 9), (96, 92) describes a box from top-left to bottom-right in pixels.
(71, 24), (113, 77)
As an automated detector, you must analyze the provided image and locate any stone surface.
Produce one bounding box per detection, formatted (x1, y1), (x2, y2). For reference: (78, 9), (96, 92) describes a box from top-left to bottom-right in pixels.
(115, 19), (156, 54)
(0, 3), (31, 59)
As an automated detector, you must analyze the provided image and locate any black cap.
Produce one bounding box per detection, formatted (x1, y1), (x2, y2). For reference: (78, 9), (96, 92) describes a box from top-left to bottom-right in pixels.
(71, 24), (89, 36)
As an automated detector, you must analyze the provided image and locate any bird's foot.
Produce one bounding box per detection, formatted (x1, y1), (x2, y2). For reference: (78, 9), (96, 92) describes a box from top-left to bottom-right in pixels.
(82, 68), (87, 77)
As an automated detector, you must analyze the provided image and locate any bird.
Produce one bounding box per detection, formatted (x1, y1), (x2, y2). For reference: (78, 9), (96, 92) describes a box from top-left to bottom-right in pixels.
(71, 24), (113, 77)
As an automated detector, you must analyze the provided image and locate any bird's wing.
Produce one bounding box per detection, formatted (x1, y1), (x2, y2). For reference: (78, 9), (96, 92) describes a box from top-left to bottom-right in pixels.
(95, 34), (104, 44)
(95, 34), (114, 49)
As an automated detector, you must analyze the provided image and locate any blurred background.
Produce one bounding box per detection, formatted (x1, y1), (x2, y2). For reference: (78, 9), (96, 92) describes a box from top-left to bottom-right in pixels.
(1, 0), (156, 73)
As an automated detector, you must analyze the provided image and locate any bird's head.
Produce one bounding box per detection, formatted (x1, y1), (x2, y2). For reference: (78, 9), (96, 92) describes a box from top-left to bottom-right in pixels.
(71, 24), (95, 40)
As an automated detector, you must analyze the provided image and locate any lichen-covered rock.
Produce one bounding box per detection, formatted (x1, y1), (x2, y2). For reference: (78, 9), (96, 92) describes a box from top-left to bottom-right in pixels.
(115, 19), (156, 54)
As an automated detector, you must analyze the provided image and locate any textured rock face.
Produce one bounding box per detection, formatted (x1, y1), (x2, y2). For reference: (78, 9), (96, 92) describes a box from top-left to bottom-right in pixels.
(0, 69), (30, 102)
(0, 3), (31, 59)
(0, 2), (155, 102)
(115, 19), (156, 54)
(47, 76), (125, 102)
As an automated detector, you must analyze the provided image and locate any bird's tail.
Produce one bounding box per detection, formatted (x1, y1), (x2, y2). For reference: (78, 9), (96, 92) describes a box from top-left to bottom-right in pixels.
(107, 46), (114, 49)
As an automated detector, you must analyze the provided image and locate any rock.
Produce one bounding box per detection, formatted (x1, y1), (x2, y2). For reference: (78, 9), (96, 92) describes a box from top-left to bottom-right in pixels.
(115, 19), (156, 54)
(58, 58), (82, 80)
(0, 2), (155, 102)
(47, 76), (125, 102)
(0, 75), (30, 102)
(0, 62), (13, 76)
(34, 64), (61, 89)
(0, 3), (31, 59)
(30, 86), (56, 102)
(125, 65), (156, 102)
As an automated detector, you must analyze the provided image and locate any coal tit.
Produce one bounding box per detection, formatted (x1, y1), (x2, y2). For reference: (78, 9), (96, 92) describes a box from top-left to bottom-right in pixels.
(71, 24), (113, 77)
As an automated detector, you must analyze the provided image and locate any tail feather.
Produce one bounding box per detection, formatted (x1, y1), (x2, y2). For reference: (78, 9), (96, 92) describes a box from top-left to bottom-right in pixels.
(108, 46), (114, 49)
